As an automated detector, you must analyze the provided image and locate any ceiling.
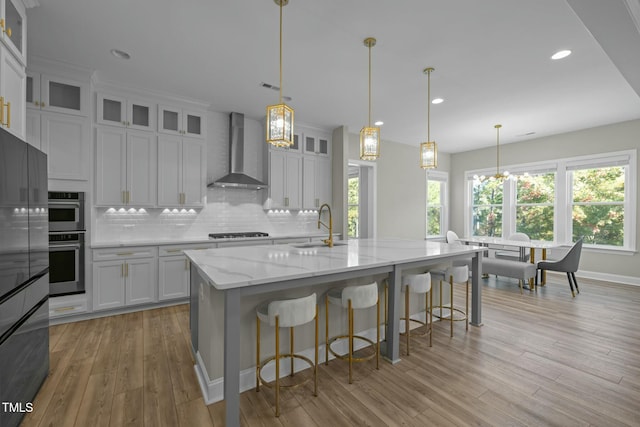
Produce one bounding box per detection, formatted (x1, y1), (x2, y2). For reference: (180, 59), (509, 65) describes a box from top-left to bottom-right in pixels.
(25, 0), (640, 153)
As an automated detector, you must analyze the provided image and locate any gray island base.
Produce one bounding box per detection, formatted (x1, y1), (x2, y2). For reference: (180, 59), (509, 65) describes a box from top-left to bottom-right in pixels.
(185, 238), (484, 427)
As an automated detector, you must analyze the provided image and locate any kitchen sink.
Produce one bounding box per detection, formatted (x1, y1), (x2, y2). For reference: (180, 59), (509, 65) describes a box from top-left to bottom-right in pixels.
(291, 241), (348, 248)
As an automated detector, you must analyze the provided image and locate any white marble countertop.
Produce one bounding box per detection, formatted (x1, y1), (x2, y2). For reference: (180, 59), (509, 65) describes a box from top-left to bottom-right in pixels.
(90, 232), (340, 249)
(185, 238), (483, 291)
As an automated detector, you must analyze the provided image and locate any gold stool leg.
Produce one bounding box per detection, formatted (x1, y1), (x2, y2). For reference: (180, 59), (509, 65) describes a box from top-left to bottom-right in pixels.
(439, 280), (443, 323)
(290, 327), (294, 377)
(450, 275), (454, 338)
(429, 289), (433, 347)
(348, 299), (353, 384)
(275, 315), (280, 417)
(405, 287), (410, 355)
(466, 280), (469, 331)
(256, 315), (260, 392)
(376, 297), (380, 370)
(314, 304), (318, 396)
(325, 294), (329, 366)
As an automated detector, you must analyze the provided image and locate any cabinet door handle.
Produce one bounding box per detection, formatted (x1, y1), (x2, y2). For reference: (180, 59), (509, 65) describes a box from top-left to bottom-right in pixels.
(0, 97), (3, 126)
(34, 101), (40, 107)
(0, 19), (11, 37)
(41, 102), (46, 108)
(284, 197), (289, 207)
(117, 252), (134, 256)
(5, 102), (9, 129)
(127, 191), (131, 204)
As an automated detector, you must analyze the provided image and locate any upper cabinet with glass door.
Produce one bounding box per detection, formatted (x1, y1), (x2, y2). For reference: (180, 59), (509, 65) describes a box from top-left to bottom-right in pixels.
(301, 129), (331, 157)
(158, 104), (206, 139)
(97, 93), (156, 132)
(26, 72), (89, 116)
(0, 0), (27, 65)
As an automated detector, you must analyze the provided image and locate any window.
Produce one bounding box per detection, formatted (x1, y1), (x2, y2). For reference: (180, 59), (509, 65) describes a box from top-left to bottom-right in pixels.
(471, 179), (503, 237)
(570, 165), (625, 247)
(426, 171), (448, 239)
(466, 149), (636, 251)
(347, 169), (360, 238)
(515, 172), (555, 240)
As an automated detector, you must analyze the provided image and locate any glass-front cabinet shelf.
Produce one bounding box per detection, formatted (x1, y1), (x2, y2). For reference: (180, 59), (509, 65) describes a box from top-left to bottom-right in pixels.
(158, 104), (205, 139)
(1, 0), (27, 65)
(97, 93), (155, 131)
(26, 72), (89, 116)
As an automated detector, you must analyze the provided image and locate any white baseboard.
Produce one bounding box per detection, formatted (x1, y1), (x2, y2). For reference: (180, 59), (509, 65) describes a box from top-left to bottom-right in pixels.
(194, 322), (389, 405)
(574, 270), (640, 287)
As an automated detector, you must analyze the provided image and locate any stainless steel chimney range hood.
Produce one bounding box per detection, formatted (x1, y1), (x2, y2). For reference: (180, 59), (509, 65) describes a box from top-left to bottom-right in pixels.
(209, 112), (268, 190)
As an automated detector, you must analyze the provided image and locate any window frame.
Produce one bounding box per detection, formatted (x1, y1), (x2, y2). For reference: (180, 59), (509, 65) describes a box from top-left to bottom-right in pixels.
(464, 149), (636, 253)
(425, 170), (449, 240)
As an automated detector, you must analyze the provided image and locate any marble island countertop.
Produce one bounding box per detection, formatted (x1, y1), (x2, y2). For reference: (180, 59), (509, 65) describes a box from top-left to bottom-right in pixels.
(185, 238), (483, 291)
(91, 232), (341, 249)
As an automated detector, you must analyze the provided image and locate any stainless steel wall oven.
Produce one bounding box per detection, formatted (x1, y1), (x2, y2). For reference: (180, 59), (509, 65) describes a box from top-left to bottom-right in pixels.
(48, 191), (85, 232)
(48, 191), (85, 297)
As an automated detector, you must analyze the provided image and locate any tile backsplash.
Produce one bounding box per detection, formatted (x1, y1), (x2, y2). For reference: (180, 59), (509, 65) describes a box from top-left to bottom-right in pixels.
(93, 188), (319, 243)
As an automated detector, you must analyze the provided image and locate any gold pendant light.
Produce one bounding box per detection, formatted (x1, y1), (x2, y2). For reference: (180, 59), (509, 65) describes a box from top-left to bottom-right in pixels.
(266, 0), (294, 147)
(360, 37), (380, 161)
(476, 124), (510, 182)
(420, 67), (438, 169)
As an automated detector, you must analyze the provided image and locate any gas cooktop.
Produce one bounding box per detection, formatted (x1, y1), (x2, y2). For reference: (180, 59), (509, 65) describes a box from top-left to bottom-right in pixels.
(208, 232), (269, 239)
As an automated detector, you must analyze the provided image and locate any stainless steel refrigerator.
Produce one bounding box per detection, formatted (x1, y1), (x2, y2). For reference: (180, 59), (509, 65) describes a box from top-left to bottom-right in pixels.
(0, 127), (49, 427)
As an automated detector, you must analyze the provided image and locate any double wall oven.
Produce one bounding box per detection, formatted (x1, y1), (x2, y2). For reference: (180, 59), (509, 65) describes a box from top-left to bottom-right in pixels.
(48, 192), (85, 297)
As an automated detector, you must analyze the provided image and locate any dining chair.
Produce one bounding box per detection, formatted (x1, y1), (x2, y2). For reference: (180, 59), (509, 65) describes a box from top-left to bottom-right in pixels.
(495, 232), (531, 262)
(536, 238), (583, 297)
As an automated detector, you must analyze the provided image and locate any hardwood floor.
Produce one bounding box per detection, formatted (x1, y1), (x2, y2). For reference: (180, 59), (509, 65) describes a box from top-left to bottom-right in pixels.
(21, 275), (640, 426)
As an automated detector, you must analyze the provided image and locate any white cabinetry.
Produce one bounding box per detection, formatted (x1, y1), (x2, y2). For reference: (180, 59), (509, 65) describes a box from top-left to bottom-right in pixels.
(1, 0), (26, 64)
(97, 92), (155, 131)
(158, 104), (205, 139)
(158, 244), (214, 301)
(26, 72), (89, 116)
(0, 42), (25, 138)
(303, 156), (331, 209)
(266, 148), (302, 210)
(158, 135), (205, 207)
(92, 247), (157, 311)
(25, 110), (89, 180)
(95, 127), (157, 206)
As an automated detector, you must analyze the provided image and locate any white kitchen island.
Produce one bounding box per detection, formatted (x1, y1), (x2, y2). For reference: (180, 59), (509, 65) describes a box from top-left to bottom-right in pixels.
(185, 238), (484, 427)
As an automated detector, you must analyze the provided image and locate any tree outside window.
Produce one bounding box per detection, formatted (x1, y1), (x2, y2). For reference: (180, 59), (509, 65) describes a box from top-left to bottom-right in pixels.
(472, 179), (503, 237)
(347, 175), (359, 238)
(426, 180), (443, 237)
(516, 172), (555, 241)
(571, 166), (625, 246)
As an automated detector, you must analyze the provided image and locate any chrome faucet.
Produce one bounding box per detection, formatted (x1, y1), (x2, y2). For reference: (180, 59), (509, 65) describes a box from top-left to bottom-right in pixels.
(317, 203), (334, 247)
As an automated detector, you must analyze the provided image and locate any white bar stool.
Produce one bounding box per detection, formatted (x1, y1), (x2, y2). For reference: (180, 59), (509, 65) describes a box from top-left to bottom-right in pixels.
(432, 265), (469, 337)
(256, 293), (318, 417)
(401, 272), (433, 354)
(325, 282), (380, 384)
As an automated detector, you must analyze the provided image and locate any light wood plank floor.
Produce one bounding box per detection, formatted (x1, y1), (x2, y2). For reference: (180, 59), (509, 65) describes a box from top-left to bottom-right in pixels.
(21, 275), (640, 426)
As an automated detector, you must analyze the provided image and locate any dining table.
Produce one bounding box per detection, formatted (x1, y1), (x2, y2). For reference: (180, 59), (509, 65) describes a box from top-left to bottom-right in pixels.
(458, 236), (559, 285)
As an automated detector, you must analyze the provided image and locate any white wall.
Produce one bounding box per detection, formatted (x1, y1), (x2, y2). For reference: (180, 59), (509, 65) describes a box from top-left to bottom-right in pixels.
(347, 133), (451, 239)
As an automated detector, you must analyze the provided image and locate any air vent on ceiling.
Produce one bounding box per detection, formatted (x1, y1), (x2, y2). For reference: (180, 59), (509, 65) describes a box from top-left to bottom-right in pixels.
(260, 82), (292, 102)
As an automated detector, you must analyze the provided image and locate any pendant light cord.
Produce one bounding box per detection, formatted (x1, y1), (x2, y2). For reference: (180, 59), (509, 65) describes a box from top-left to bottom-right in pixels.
(427, 69), (431, 142)
(279, 0), (283, 104)
(368, 43), (372, 127)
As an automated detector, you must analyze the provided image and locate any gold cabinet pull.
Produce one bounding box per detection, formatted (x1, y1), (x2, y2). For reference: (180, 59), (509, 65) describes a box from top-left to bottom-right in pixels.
(127, 190), (131, 204)
(166, 249), (182, 253)
(0, 96), (3, 126)
(116, 252), (134, 256)
(0, 19), (11, 37)
(6, 102), (10, 128)
(284, 196), (289, 207)
(54, 306), (75, 313)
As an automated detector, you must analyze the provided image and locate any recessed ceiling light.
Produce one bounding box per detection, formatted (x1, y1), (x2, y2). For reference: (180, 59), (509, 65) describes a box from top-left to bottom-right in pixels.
(551, 49), (571, 60)
(431, 98), (444, 104)
(374, 121), (383, 126)
(110, 49), (131, 60)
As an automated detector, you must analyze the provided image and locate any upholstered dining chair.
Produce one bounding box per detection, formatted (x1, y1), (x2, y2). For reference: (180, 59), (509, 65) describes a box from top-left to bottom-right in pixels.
(536, 237), (583, 297)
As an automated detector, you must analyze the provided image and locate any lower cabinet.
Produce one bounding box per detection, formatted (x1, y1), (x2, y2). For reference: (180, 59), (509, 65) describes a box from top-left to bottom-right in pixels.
(92, 247), (157, 311)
